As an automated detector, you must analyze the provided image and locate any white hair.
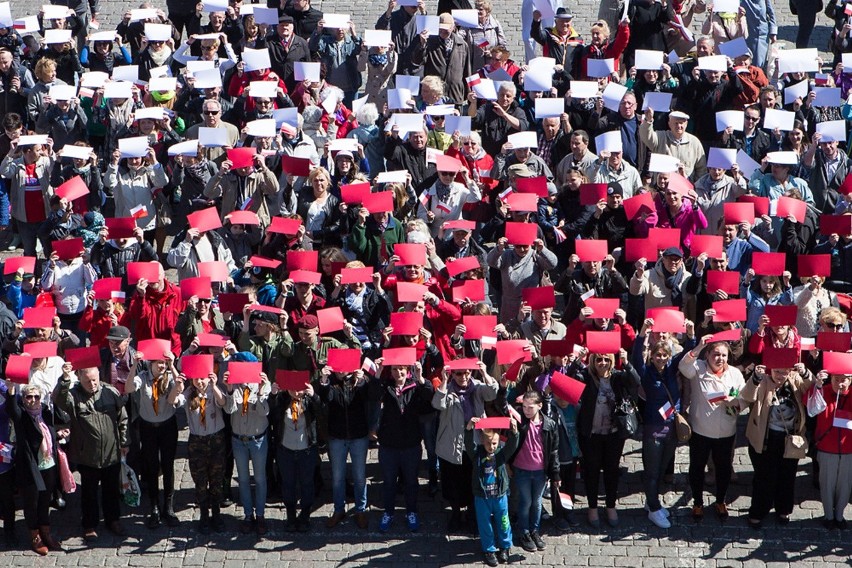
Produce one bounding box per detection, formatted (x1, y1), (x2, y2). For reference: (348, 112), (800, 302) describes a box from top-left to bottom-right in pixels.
(355, 103), (379, 126)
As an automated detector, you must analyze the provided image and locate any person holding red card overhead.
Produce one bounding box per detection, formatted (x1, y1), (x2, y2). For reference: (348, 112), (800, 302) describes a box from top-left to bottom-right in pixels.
(40, 242), (96, 333)
(176, 290), (226, 353)
(105, 145), (169, 245)
(630, 246), (692, 311)
(558, 250), (629, 323)
(742, 268), (794, 333)
(89, 225), (158, 286)
(812, 370), (852, 530)
(487, 232), (557, 325)
(433, 360), (498, 533)
(678, 336), (746, 523)
(720, 219), (770, 277)
(741, 357), (814, 529)
(686, 251), (741, 323)
(416, 156), (482, 240)
(778, 190), (819, 274)
(126, 263), (183, 356)
(50, 143), (104, 215)
(329, 261), (393, 360)
(653, 174), (708, 252)
(167, 221), (237, 282)
(204, 151), (280, 228)
(295, 167), (344, 248)
(124, 348), (182, 530)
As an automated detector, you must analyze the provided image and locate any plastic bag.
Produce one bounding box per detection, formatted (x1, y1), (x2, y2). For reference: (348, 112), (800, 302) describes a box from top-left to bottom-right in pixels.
(807, 383), (827, 418)
(120, 457), (141, 508)
(57, 447), (76, 494)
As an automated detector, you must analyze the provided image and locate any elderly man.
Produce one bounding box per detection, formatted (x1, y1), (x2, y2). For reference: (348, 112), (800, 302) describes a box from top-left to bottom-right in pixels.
(184, 99), (239, 165)
(588, 91), (641, 170)
(470, 81), (529, 157)
(411, 14), (471, 105)
(268, 14), (312, 91)
(203, 151), (279, 227)
(555, 130), (598, 184)
(0, 49), (34, 127)
(558, 255), (629, 322)
(802, 132), (852, 213)
(492, 139), (557, 195)
(639, 109), (707, 180)
(384, 125), (437, 194)
(510, 305), (567, 355)
(591, 146), (642, 197)
(537, 115), (572, 172)
(54, 363), (129, 541)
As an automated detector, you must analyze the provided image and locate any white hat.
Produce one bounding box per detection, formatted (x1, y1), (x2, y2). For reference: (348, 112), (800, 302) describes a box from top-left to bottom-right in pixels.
(669, 111), (690, 121)
(766, 151), (799, 166)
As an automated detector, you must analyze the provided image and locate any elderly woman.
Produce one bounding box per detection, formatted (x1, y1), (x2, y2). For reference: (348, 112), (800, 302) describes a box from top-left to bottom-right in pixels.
(135, 32), (175, 83)
(486, 233), (558, 324)
(106, 146), (169, 245)
(653, 174), (708, 252)
(630, 246), (692, 311)
(6, 381), (64, 555)
(793, 275), (839, 338)
(416, 158), (481, 239)
(296, 167), (343, 248)
(678, 337), (746, 522)
(813, 370), (852, 529)
(433, 361), (498, 534)
(741, 357), (813, 528)
(26, 58), (67, 127)
(174, 33), (238, 75)
(462, 0), (508, 70)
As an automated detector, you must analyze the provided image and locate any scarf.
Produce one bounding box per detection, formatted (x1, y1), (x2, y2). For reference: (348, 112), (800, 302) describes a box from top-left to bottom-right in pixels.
(25, 405), (53, 462)
(390, 380), (416, 414)
(149, 47), (172, 66)
(368, 53), (388, 67)
(434, 179), (452, 203)
(76, 210), (105, 249)
(242, 387), (250, 415)
(449, 380), (476, 422)
(662, 263), (686, 307)
(151, 90), (175, 102)
(290, 397), (301, 428)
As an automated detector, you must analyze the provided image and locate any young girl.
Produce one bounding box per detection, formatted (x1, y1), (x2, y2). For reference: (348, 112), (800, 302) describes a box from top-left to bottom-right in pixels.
(742, 269), (794, 333)
(172, 369), (227, 534)
(126, 348), (181, 529)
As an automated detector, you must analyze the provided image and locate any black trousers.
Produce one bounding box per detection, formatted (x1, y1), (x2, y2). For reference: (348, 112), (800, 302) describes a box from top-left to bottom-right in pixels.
(21, 466), (57, 529)
(0, 469), (15, 530)
(139, 417), (178, 506)
(688, 433), (735, 507)
(579, 433), (625, 509)
(748, 430), (799, 520)
(78, 462), (122, 529)
(440, 454), (473, 510)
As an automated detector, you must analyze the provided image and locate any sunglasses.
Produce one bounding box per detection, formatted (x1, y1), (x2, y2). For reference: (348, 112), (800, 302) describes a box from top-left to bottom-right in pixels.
(462, 141), (472, 146)
(149, 40), (164, 45)
(198, 298), (212, 304)
(745, 115), (760, 121)
(24, 394), (41, 400)
(827, 322), (844, 330)
(203, 110), (220, 115)
(202, 45), (217, 51)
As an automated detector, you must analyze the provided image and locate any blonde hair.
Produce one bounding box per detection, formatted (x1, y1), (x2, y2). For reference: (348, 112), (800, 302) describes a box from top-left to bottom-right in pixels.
(35, 58), (57, 82)
(307, 166), (331, 185)
(420, 76), (445, 97)
(591, 20), (610, 38)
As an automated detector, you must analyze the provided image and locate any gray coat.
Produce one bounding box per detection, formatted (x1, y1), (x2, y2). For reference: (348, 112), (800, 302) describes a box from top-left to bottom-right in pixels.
(432, 379), (498, 465)
(411, 32), (472, 105)
(486, 246), (559, 323)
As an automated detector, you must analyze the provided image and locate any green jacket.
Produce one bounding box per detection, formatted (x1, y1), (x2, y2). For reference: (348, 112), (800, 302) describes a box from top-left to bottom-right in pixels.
(348, 216), (406, 269)
(286, 335), (362, 383)
(176, 306), (226, 352)
(53, 378), (128, 469)
(237, 330), (294, 378)
(464, 426), (519, 499)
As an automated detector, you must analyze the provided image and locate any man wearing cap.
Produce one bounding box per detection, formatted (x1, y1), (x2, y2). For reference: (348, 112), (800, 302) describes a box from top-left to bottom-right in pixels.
(282, 315), (361, 382)
(630, 246), (692, 310)
(639, 108), (707, 180)
(436, 222), (487, 265)
(412, 14), (471, 105)
(730, 51), (768, 110)
(802, 134), (852, 213)
(591, 145), (642, 198)
(268, 13), (312, 92)
(530, 8), (581, 87)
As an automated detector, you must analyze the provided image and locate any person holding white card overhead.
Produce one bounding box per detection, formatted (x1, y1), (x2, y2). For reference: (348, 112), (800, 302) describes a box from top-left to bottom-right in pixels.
(412, 14), (472, 105)
(34, 90), (87, 152)
(267, 14), (312, 92)
(135, 29), (175, 83)
(358, 42), (397, 111)
(81, 33), (133, 76)
(470, 82), (529, 157)
(720, 106), (772, 164)
(530, 8), (581, 89)
(639, 109), (707, 180)
(622, 0), (673, 71)
(26, 59), (69, 128)
(106, 145), (169, 242)
(575, 18), (630, 81)
(677, 63), (744, 149)
(309, 17), (363, 106)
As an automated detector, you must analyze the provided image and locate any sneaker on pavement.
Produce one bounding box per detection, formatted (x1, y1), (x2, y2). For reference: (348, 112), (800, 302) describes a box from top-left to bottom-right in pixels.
(496, 548), (510, 564)
(530, 531), (546, 550)
(407, 512), (420, 532)
(379, 513), (393, 533)
(644, 503), (670, 518)
(648, 509), (672, 529)
(519, 531), (536, 553)
(484, 551), (499, 567)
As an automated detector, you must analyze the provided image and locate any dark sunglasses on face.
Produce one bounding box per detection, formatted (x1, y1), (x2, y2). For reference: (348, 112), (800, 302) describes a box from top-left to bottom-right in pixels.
(203, 110), (220, 115)
(25, 394), (41, 400)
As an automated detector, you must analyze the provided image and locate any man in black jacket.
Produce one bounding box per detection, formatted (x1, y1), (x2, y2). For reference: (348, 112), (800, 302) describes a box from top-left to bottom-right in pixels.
(586, 92), (641, 170)
(802, 134), (852, 212)
(283, 0), (323, 40)
(384, 126), (437, 194)
(268, 14), (312, 92)
(0, 50), (33, 129)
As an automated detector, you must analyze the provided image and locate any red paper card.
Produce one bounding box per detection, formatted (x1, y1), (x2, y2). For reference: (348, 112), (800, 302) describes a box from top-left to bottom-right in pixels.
(22, 307), (56, 329)
(396, 282), (428, 303)
(752, 252), (786, 276)
(227, 147), (256, 169)
(522, 286), (555, 310)
(227, 361), (263, 384)
(266, 216), (300, 235)
(585, 331), (621, 354)
(137, 339), (172, 360)
(180, 276), (213, 300)
(776, 196), (806, 223)
(225, 210), (261, 226)
(198, 261), (229, 282)
(823, 351), (852, 374)
(197, 332), (228, 348)
(289, 270), (322, 285)
(382, 347), (417, 366)
(93, 277), (123, 300)
(762, 347), (799, 369)
(574, 240), (608, 262)
(362, 191), (394, 213)
(579, 183), (608, 205)
(690, 235), (724, 259)
(540, 340), (574, 357)
(706, 271), (740, 295)
(316, 306), (345, 334)
(55, 175), (89, 201)
(667, 172), (694, 196)
(3, 256), (36, 275)
(327, 348), (362, 373)
(286, 250), (318, 271)
(840, 172), (852, 195)
(181, 354), (214, 379)
(505, 192), (538, 212)
(281, 155), (311, 176)
(446, 357), (481, 371)
(505, 222), (537, 245)
(649, 228), (681, 251)
(737, 195), (770, 217)
(816, 331), (852, 352)
(463, 315), (497, 339)
(23, 341), (58, 358)
(515, 176), (548, 197)
(451, 279), (486, 302)
(764, 305), (798, 326)
(651, 309), (686, 333)
(712, 299), (747, 322)
(5, 354), (32, 382)
(394, 243), (427, 266)
(390, 312), (423, 336)
(127, 262), (161, 285)
(64, 346), (101, 371)
(217, 293), (250, 314)
(276, 370), (311, 391)
(724, 202), (755, 225)
(340, 182), (372, 204)
(585, 298), (619, 319)
(475, 417), (512, 430)
(250, 304), (284, 315)
(496, 339), (533, 364)
(623, 192), (655, 221)
(105, 217), (136, 239)
(820, 214), (852, 236)
(549, 371), (585, 405)
(187, 207), (223, 232)
(707, 328), (743, 343)
(339, 267), (374, 284)
(435, 154), (463, 173)
(251, 255), (282, 269)
(446, 256), (480, 278)
(444, 220), (476, 231)
(624, 238), (659, 262)
(51, 238), (84, 261)
(798, 254), (831, 277)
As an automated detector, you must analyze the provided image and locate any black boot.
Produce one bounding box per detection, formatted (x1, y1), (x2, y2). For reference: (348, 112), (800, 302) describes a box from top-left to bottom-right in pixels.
(296, 509), (311, 533)
(428, 469), (439, 496)
(285, 506), (298, 532)
(199, 506), (210, 535)
(162, 493), (179, 527)
(146, 502), (161, 529)
(211, 504), (224, 532)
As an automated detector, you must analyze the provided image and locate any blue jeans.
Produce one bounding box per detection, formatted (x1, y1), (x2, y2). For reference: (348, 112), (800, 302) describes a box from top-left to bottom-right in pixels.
(231, 433), (268, 518)
(642, 425), (677, 512)
(328, 437), (369, 513)
(514, 467), (546, 533)
(277, 445), (317, 512)
(474, 495), (512, 552)
(379, 445), (421, 514)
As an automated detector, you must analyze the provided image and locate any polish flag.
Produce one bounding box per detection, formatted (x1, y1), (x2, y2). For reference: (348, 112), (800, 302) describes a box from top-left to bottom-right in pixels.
(111, 291), (126, 301)
(481, 336), (497, 349)
(845, 3), (852, 16)
(707, 391), (727, 404)
(554, 228), (567, 244)
(361, 357), (378, 377)
(815, 73), (831, 86)
(800, 337), (816, 351)
(476, 38), (489, 49)
(418, 192), (430, 208)
(466, 73), (482, 88)
(833, 409), (852, 430)
(498, 187), (513, 200)
(436, 202), (452, 214)
(559, 492), (574, 510)
(659, 401), (675, 420)
(130, 204), (147, 219)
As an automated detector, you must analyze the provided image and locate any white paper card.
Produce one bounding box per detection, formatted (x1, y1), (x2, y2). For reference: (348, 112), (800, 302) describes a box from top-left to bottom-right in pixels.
(778, 48), (819, 74)
(13, 16), (39, 34)
(524, 65), (553, 91)
(48, 85), (77, 100)
(451, 9), (479, 27)
(322, 13), (351, 28)
(44, 29), (72, 44)
(129, 8), (159, 21)
(508, 131), (538, 149)
(715, 110), (744, 132)
(249, 81), (278, 98)
(89, 31), (116, 43)
(351, 94), (369, 114)
(736, 149), (761, 178)
(391, 113), (426, 134)
(595, 131), (622, 154)
(472, 79), (498, 100)
(712, 0), (740, 12)
(587, 58), (615, 78)
(783, 80), (809, 105)
(602, 82), (628, 112)
(135, 107), (165, 121)
(648, 153), (680, 173)
(395, 75), (421, 96)
(634, 50), (664, 70)
(144, 23), (171, 41)
(119, 137), (150, 158)
(193, 68), (222, 89)
(528, 57), (556, 70)
(253, 7), (279, 25)
(328, 138), (359, 152)
(202, 0), (228, 11)
(388, 88), (412, 110)
(642, 92), (673, 112)
(416, 15), (440, 36)
(697, 55), (728, 72)
(843, 52), (852, 72)
(186, 60), (216, 74)
(813, 87), (841, 107)
(294, 61), (320, 82)
(41, 4), (71, 19)
(706, 147), (738, 170)
(763, 108), (795, 131)
(197, 127), (230, 147)
(535, 98), (565, 118)
(81, 72), (109, 89)
(245, 119), (277, 138)
(816, 120), (847, 142)
(242, 48), (271, 72)
(17, 135), (49, 146)
(272, 107), (298, 129)
(719, 37), (749, 58)
(60, 145), (93, 160)
(148, 65), (171, 79)
(485, 68), (513, 82)
(148, 77), (177, 92)
(424, 104), (456, 116)
(103, 81), (133, 99)
(111, 65), (139, 82)
(363, 29), (392, 47)
(320, 91), (339, 115)
(569, 81), (600, 98)
(445, 115), (472, 136)
(376, 170), (409, 183)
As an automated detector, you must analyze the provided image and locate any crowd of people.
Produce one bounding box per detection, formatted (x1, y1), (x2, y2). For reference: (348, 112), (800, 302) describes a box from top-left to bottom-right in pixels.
(0, 0), (851, 565)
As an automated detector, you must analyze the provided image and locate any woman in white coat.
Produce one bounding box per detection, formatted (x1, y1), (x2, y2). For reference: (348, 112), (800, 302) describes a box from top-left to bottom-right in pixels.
(105, 146), (168, 245)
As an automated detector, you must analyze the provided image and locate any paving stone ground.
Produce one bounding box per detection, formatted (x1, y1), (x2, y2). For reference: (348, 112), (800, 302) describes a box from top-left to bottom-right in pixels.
(4, 0), (852, 565)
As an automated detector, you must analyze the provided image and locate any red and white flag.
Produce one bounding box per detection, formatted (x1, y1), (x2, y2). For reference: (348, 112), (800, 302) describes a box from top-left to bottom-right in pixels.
(833, 409), (852, 430)
(554, 227), (567, 244)
(845, 3), (852, 16)
(436, 202), (452, 214)
(481, 336), (497, 349)
(476, 38), (489, 49)
(466, 73), (482, 88)
(418, 192), (430, 208)
(499, 187), (513, 200)
(129, 204), (147, 219)
(111, 291), (126, 301)
(559, 492), (574, 510)
(659, 401), (675, 420)
(361, 357), (378, 377)
(707, 391), (727, 404)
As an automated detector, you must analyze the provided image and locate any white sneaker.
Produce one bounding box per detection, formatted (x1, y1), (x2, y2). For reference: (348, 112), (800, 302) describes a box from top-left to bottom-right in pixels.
(648, 508), (672, 529)
(644, 503), (670, 518)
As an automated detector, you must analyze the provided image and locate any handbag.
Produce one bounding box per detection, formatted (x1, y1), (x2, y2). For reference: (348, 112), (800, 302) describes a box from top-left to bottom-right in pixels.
(155, 192), (173, 227)
(661, 382), (692, 443)
(56, 447), (76, 494)
(784, 434), (808, 460)
(807, 383), (827, 418)
(120, 457), (141, 507)
(614, 398), (639, 439)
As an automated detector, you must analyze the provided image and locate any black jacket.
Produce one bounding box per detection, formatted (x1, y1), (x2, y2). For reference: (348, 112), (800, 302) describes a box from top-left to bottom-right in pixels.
(510, 413), (560, 481)
(332, 288), (392, 360)
(284, 3), (323, 40)
(7, 396), (59, 491)
(576, 365), (640, 438)
(268, 33), (312, 92)
(295, 188), (343, 248)
(779, 204), (820, 278)
(558, 267), (629, 322)
(316, 378), (371, 440)
(270, 390), (321, 446)
(805, 150), (852, 213)
(370, 377), (434, 449)
(383, 136), (438, 194)
(472, 101), (530, 158)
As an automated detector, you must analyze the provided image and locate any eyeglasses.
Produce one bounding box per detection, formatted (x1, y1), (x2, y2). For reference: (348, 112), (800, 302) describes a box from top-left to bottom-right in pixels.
(203, 110), (220, 115)
(827, 322), (844, 330)
(256, 100), (272, 105)
(462, 141), (471, 146)
(620, 101), (635, 107)
(24, 394), (41, 400)
(198, 298), (212, 304)
(149, 40), (164, 45)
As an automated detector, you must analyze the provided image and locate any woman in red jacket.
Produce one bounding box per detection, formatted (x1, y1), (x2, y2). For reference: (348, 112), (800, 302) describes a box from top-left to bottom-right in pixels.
(813, 371), (852, 529)
(79, 289), (129, 349)
(748, 314), (803, 358)
(126, 264), (183, 356)
(576, 19), (631, 81)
